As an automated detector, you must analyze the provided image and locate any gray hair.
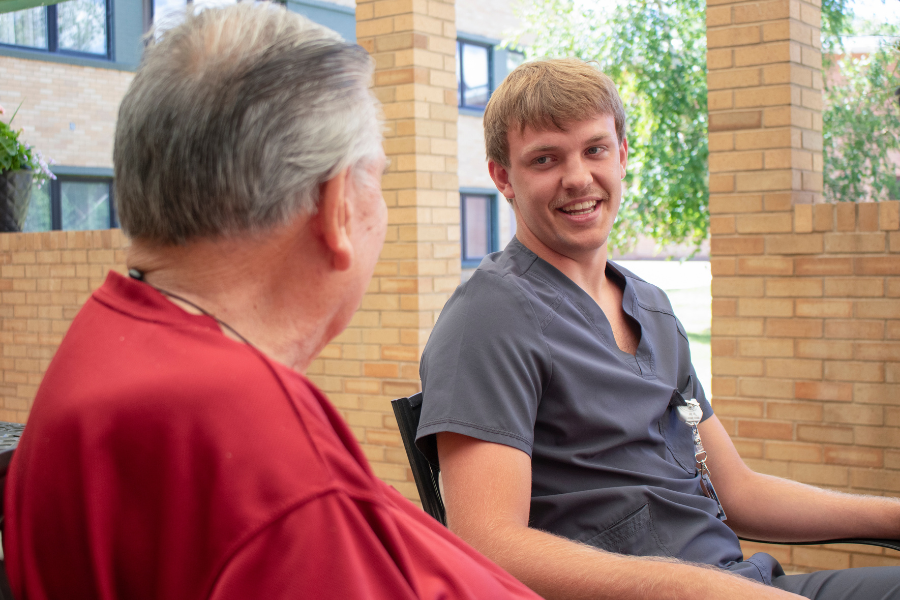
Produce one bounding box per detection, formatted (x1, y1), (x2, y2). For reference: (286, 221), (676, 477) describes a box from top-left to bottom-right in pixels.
(114, 2), (383, 244)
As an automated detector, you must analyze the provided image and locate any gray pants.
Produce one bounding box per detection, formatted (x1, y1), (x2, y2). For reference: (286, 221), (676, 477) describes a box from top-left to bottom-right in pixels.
(729, 553), (900, 600)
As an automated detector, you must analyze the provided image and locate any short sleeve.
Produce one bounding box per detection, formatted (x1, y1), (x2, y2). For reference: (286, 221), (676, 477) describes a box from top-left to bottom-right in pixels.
(417, 271), (551, 463)
(210, 490), (541, 600)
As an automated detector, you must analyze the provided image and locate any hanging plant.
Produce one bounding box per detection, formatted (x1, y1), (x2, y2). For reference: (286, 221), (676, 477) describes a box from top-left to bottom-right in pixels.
(0, 102), (55, 232)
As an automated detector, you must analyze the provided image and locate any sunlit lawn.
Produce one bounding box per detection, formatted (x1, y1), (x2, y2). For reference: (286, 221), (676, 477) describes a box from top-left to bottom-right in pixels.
(617, 261), (712, 400)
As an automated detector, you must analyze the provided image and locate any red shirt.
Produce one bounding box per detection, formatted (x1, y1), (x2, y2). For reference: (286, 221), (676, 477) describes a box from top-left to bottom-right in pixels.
(4, 272), (539, 600)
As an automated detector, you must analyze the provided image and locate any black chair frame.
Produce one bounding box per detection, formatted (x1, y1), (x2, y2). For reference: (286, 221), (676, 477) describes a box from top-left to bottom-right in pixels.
(392, 393), (900, 553)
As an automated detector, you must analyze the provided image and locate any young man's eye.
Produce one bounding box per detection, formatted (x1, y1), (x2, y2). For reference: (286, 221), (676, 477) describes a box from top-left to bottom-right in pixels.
(586, 146), (602, 155)
(534, 156), (550, 165)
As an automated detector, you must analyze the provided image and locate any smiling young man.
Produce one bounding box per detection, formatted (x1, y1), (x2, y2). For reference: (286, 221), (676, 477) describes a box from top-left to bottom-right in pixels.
(417, 58), (900, 600)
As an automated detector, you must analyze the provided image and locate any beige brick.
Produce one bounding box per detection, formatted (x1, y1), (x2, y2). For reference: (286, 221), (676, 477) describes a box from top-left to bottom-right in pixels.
(854, 426), (900, 448)
(737, 257), (793, 275)
(824, 233), (886, 254)
(738, 419), (793, 440)
(765, 441), (822, 462)
(766, 277), (822, 297)
(739, 377), (794, 398)
(767, 358), (822, 379)
(712, 277), (764, 297)
(854, 257), (900, 276)
(710, 236), (765, 255)
(823, 278), (884, 298)
(714, 398), (765, 417)
(832, 399), (885, 428)
(858, 202), (880, 231)
(768, 400), (823, 421)
(739, 339), (794, 357)
(824, 445), (883, 468)
(795, 299), (852, 318)
(712, 318), (765, 336)
(709, 194), (763, 214)
(708, 110), (763, 131)
(735, 213), (792, 233)
(738, 297), (794, 317)
(794, 257), (853, 276)
(824, 320), (884, 340)
(853, 342), (900, 362)
(764, 317), (822, 338)
(795, 339), (853, 360)
(824, 361), (884, 383)
(712, 357), (765, 376)
(768, 230), (825, 255)
(797, 424), (854, 444)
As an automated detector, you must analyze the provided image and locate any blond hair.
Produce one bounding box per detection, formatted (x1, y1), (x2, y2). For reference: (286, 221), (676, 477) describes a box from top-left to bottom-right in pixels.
(484, 58), (626, 167)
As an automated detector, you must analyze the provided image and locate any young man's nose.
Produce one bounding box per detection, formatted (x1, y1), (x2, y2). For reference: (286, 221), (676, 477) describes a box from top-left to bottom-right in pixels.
(561, 158), (593, 191)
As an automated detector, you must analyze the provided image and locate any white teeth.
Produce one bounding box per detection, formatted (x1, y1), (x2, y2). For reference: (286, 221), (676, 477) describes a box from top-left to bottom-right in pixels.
(560, 200), (597, 214)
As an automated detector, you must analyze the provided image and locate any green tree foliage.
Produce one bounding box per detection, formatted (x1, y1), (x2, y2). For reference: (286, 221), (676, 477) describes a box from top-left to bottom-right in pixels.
(513, 0), (900, 249)
(824, 38), (900, 202)
(822, 2), (900, 203)
(511, 0), (708, 253)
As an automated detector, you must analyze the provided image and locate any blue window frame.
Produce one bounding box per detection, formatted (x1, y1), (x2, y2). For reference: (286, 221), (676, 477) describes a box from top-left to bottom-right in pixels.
(0, 0), (111, 59)
(461, 192), (499, 268)
(457, 39), (491, 110)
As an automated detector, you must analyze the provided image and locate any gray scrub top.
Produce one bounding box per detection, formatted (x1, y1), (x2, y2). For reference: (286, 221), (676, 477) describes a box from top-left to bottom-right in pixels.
(418, 237), (744, 568)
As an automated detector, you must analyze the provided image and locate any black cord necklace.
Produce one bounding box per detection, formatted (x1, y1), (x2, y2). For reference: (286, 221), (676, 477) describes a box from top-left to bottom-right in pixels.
(128, 268), (254, 347)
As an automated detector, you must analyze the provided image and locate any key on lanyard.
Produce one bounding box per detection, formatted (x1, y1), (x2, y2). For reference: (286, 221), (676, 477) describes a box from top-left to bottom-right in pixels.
(676, 399), (727, 521)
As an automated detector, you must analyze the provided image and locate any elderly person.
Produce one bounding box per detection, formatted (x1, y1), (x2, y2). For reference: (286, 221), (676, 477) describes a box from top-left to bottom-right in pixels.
(2, 5), (540, 599)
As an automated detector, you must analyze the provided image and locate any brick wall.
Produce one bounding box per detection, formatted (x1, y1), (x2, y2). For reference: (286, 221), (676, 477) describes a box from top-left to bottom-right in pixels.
(0, 230), (129, 423)
(713, 202), (900, 570)
(0, 57), (133, 169)
(708, 0), (899, 572)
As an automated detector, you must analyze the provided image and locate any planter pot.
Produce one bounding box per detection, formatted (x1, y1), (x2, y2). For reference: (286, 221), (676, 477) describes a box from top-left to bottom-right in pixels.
(0, 170), (34, 233)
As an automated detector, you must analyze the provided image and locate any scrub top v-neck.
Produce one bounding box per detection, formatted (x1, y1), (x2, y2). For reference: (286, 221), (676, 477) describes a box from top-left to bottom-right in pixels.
(418, 237), (744, 568)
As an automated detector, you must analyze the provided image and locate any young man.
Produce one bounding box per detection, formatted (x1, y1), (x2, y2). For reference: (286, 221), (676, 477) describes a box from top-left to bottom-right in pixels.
(2, 6), (543, 599)
(418, 58), (900, 600)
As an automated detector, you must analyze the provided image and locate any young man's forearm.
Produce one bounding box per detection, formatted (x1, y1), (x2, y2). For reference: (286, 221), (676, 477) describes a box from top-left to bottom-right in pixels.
(460, 520), (801, 600)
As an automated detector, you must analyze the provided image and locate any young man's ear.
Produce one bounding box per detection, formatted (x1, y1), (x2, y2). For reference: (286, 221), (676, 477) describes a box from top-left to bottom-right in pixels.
(318, 168), (353, 271)
(488, 160), (515, 202)
(619, 137), (628, 180)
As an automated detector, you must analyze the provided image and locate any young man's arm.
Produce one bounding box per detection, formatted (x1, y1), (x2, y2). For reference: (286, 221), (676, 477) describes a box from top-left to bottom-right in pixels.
(700, 415), (900, 543)
(437, 432), (803, 600)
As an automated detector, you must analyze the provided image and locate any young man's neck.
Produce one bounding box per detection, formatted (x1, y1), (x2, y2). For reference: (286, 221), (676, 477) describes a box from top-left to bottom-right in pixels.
(514, 230), (613, 305)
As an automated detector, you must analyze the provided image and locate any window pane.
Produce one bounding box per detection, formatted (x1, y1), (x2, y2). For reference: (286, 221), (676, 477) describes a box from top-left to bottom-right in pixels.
(0, 7), (48, 49)
(58, 0), (107, 55)
(61, 180), (110, 231)
(462, 43), (489, 108)
(463, 195), (490, 261)
(23, 183), (51, 233)
(153, 0), (187, 22)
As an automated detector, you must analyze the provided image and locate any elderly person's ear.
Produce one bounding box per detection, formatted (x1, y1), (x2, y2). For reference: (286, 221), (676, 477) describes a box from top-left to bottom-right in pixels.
(318, 168), (353, 271)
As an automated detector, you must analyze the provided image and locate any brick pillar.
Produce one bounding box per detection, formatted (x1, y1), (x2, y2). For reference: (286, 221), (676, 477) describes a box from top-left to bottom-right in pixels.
(304, 0), (461, 502)
(708, 0), (900, 570)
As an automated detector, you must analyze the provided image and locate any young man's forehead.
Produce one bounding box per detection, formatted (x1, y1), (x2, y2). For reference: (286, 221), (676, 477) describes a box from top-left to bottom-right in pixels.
(511, 113), (620, 146)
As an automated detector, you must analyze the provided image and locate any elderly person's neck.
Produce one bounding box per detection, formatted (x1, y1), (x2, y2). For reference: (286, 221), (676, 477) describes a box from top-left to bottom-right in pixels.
(126, 216), (342, 374)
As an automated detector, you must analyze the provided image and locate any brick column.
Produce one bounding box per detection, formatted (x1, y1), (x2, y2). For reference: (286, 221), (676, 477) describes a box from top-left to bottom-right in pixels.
(708, 0), (900, 570)
(304, 0), (461, 502)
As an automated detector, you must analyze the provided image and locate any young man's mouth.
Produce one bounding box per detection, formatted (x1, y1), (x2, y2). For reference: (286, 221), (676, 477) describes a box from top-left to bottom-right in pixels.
(558, 199), (598, 216)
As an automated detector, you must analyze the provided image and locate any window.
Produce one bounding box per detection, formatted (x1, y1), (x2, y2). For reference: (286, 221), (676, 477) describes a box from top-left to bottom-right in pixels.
(460, 191), (517, 268)
(23, 177), (117, 232)
(461, 193), (493, 266)
(456, 39), (525, 112)
(457, 40), (491, 110)
(0, 0), (110, 58)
